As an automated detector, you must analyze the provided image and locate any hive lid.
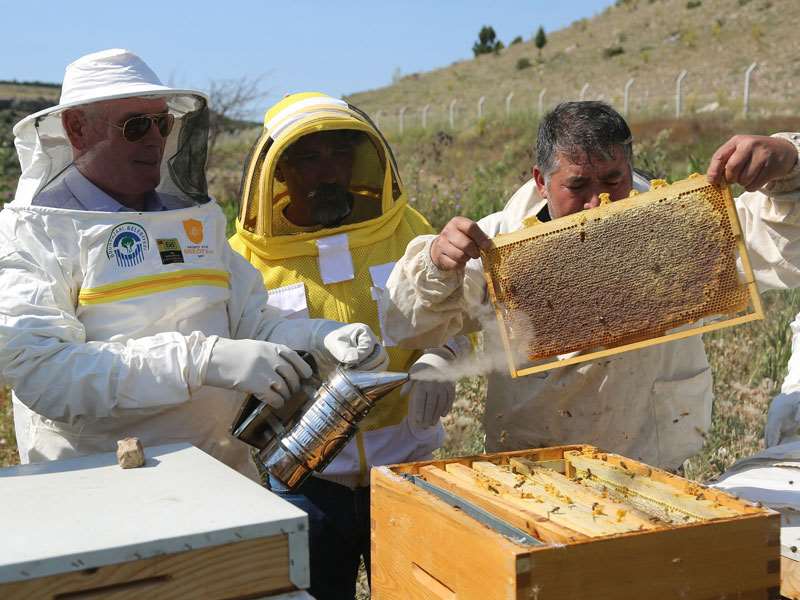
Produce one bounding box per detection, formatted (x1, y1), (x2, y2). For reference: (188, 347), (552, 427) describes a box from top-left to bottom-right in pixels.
(482, 175), (764, 377)
(0, 443), (308, 583)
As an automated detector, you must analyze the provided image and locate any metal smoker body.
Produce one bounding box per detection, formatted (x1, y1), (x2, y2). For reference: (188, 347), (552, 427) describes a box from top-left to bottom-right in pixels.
(231, 363), (408, 491)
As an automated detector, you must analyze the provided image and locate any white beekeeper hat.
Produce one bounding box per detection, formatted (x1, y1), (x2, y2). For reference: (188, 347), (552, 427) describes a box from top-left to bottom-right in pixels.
(11, 48), (210, 206)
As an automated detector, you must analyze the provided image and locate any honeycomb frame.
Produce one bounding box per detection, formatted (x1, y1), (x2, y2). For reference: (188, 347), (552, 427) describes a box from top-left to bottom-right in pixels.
(482, 176), (764, 378)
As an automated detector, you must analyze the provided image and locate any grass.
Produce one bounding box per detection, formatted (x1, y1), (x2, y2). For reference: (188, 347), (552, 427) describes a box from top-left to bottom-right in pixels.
(0, 83), (59, 102)
(0, 388), (16, 467)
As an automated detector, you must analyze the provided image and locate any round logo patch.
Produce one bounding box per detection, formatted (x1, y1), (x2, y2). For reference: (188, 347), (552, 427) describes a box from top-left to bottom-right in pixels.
(106, 223), (150, 267)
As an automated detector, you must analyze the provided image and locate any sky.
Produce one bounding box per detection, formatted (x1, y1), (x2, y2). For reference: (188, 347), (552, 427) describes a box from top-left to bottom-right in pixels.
(2, 1), (613, 116)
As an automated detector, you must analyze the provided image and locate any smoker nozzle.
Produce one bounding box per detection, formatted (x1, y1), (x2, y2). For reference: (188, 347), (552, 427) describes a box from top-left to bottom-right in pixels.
(343, 369), (409, 403)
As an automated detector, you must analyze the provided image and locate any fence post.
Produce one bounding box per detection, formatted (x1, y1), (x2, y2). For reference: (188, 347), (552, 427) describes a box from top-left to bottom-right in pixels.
(623, 78), (635, 116)
(580, 83), (590, 101)
(421, 104), (430, 129)
(449, 99), (458, 129)
(477, 96), (486, 120)
(538, 88), (547, 116)
(398, 106), (407, 134)
(675, 70), (687, 118)
(743, 62), (757, 118)
(505, 91), (514, 118)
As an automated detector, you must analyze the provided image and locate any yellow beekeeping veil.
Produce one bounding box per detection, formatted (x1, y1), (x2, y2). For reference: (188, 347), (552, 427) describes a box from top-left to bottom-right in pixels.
(236, 92), (406, 260)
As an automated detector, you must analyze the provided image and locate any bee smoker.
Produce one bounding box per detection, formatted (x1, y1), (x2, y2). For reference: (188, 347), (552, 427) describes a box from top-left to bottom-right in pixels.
(231, 353), (408, 491)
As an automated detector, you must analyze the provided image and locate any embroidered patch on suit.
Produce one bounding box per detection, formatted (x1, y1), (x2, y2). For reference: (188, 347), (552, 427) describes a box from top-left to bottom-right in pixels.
(106, 223), (149, 267)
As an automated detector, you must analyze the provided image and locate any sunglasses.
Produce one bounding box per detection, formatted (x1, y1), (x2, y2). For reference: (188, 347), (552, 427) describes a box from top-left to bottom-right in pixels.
(111, 113), (175, 142)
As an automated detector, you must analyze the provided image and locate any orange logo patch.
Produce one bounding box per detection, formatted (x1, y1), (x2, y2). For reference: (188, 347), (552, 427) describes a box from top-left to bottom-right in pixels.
(183, 219), (204, 244)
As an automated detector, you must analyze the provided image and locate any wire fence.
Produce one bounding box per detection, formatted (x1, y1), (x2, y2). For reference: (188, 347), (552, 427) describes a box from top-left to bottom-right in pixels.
(366, 64), (793, 136)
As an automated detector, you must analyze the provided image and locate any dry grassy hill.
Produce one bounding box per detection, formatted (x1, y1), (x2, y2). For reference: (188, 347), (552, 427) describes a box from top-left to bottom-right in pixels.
(349, 0), (798, 126)
(0, 82), (58, 103)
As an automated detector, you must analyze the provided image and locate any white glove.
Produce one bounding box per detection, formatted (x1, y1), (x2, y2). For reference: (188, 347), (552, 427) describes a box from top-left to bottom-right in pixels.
(204, 337), (313, 408)
(402, 348), (456, 428)
(267, 319), (388, 372)
(317, 322), (389, 371)
(765, 392), (800, 447)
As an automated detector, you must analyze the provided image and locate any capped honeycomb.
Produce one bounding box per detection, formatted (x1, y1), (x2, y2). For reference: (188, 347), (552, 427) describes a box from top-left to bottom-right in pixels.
(482, 176), (760, 375)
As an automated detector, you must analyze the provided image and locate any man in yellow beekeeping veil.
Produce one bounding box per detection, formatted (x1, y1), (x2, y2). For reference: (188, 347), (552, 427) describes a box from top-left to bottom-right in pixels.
(230, 92), (467, 599)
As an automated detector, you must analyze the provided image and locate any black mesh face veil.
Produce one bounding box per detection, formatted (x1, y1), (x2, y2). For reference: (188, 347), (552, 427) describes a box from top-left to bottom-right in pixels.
(167, 98), (210, 204)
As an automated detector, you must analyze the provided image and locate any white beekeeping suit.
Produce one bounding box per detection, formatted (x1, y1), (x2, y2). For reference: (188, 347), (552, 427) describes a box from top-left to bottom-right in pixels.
(382, 139), (800, 470)
(0, 49), (385, 477)
(714, 390), (800, 567)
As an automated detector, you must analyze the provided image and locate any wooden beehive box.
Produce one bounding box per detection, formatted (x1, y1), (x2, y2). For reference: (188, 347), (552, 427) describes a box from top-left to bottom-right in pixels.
(371, 445), (780, 600)
(0, 443), (312, 600)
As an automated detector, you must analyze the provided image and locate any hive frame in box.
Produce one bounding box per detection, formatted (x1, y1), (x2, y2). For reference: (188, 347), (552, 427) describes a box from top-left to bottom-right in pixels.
(371, 444), (781, 600)
(481, 177), (765, 378)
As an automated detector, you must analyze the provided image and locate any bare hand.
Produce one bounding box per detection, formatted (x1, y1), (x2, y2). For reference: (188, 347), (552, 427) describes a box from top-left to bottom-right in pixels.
(707, 135), (797, 192)
(429, 216), (491, 270)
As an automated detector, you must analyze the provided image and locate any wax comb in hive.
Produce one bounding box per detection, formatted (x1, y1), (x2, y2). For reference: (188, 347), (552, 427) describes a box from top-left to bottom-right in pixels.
(481, 175), (764, 378)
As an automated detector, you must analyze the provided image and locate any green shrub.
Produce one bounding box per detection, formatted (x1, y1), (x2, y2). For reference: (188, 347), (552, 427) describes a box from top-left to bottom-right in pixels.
(686, 0), (701, 8)
(516, 57), (532, 70)
(510, 36), (523, 46)
(602, 45), (625, 58)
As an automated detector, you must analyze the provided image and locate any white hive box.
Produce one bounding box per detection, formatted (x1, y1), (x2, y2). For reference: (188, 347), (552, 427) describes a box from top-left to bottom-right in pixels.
(713, 446), (800, 600)
(0, 443), (312, 599)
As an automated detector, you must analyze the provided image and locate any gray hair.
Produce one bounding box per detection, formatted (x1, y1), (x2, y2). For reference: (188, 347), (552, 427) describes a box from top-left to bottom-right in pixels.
(536, 101), (633, 180)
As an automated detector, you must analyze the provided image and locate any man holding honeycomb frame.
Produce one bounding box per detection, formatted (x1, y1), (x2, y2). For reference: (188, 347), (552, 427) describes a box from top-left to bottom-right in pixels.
(381, 101), (800, 471)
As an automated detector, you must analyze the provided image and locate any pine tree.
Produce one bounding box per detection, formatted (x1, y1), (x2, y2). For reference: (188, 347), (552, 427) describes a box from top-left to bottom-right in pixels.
(472, 26), (504, 57)
(534, 26), (547, 59)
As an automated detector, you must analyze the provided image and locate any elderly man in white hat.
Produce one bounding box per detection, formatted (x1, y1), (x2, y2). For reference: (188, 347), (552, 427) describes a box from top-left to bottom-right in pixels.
(0, 48), (388, 478)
